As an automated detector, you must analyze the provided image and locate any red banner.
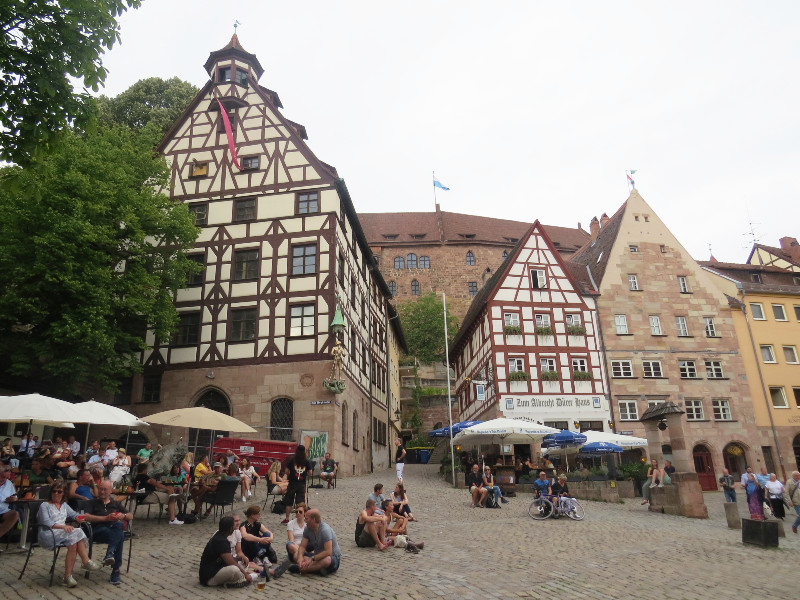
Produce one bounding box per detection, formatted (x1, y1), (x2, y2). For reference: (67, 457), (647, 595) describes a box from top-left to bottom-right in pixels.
(216, 98), (241, 171)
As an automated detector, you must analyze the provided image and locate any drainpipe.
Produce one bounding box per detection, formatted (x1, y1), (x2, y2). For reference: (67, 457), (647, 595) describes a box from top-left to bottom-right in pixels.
(737, 284), (787, 481)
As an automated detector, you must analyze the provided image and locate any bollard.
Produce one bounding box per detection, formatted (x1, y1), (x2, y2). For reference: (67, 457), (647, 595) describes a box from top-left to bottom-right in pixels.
(741, 518), (778, 547)
(723, 502), (740, 529)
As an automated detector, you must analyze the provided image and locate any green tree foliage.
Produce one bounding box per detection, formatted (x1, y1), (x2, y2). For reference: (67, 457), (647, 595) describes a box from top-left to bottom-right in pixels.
(0, 125), (198, 391)
(96, 77), (199, 137)
(0, 0), (141, 165)
(397, 292), (458, 364)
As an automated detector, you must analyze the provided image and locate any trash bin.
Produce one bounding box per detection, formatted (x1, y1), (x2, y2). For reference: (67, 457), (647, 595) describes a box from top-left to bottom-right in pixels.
(418, 449), (432, 464)
(405, 449), (418, 464)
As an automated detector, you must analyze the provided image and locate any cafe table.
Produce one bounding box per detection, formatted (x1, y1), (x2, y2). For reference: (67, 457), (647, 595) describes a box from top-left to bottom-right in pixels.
(11, 498), (45, 549)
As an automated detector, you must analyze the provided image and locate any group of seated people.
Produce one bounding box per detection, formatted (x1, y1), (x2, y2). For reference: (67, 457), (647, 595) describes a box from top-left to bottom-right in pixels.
(355, 482), (423, 552)
(465, 464), (510, 508)
(199, 502), (342, 587)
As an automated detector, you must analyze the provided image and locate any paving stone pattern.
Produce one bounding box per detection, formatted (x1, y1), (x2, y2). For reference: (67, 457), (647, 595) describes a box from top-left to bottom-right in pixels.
(2, 464), (798, 600)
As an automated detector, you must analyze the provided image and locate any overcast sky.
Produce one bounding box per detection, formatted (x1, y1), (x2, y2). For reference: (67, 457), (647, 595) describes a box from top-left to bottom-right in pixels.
(99, 1), (799, 262)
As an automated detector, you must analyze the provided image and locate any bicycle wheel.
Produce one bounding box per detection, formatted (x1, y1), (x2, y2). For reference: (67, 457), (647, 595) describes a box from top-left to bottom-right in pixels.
(566, 499), (585, 521)
(528, 497), (554, 520)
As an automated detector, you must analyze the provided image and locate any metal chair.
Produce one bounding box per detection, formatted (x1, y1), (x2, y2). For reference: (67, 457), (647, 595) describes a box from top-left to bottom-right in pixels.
(203, 478), (239, 519)
(84, 517), (134, 578)
(133, 486), (165, 524)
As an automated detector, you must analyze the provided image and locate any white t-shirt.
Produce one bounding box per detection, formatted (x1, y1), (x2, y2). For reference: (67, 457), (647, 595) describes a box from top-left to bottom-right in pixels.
(764, 480), (784, 498)
(287, 518), (305, 543)
(227, 527), (243, 558)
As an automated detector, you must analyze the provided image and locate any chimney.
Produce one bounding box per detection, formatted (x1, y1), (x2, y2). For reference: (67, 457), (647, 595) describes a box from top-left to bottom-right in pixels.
(589, 216), (600, 240)
(600, 212), (610, 228)
(779, 236), (800, 260)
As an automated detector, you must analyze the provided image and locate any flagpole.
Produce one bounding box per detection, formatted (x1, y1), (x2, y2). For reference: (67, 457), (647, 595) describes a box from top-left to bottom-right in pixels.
(432, 170), (438, 209)
(443, 292), (456, 487)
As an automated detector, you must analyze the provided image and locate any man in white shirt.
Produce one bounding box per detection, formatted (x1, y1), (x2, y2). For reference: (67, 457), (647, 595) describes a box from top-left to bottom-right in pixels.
(0, 465), (20, 540)
(68, 436), (81, 456)
(18, 433), (36, 458)
(103, 441), (118, 466)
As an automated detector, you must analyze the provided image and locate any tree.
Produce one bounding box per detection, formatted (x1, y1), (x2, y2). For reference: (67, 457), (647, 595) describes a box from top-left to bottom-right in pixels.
(96, 77), (199, 137)
(0, 124), (198, 391)
(0, 0), (141, 165)
(397, 292), (458, 364)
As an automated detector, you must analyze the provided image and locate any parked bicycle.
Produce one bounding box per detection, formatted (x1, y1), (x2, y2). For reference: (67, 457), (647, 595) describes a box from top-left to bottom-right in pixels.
(528, 494), (585, 521)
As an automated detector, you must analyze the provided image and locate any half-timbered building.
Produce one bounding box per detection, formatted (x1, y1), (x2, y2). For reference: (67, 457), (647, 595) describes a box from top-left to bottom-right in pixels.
(449, 221), (611, 458)
(123, 36), (397, 475)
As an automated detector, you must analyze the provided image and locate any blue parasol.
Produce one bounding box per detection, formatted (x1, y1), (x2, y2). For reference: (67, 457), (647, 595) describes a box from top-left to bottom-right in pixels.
(428, 420), (483, 438)
(579, 441), (624, 455)
(541, 430), (587, 448)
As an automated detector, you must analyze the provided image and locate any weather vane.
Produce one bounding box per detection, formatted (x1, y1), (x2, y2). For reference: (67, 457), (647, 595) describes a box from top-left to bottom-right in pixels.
(626, 169), (637, 190)
(234, 20), (241, 33)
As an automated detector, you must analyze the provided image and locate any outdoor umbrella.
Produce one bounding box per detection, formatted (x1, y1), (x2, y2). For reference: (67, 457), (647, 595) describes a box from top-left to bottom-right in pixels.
(428, 420), (483, 438)
(581, 430), (647, 449)
(452, 418), (559, 446)
(541, 430), (587, 472)
(579, 441), (624, 455)
(144, 407), (256, 457)
(74, 400), (150, 451)
(0, 393), (77, 429)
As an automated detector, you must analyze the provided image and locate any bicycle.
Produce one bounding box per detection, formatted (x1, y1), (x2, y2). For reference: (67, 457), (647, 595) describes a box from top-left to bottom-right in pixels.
(528, 494), (585, 521)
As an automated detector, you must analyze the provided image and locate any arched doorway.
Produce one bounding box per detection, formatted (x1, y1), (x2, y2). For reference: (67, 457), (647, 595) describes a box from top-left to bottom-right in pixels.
(692, 444), (717, 491)
(722, 442), (747, 481)
(190, 388), (231, 457)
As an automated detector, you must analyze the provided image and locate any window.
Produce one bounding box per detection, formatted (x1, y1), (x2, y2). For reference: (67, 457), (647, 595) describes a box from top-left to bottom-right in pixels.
(235, 69), (248, 86)
(629, 245), (639, 253)
(290, 304), (315, 337)
(678, 276), (690, 293)
(174, 312), (200, 346)
(190, 162), (209, 178)
(618, 400), (638, 421)
(571, 358), (587, 372)
(540, 358), (556, 372)
(685, 399), (704, 421)
(234, 198), (256, 221)
(751, 273), (762, 283)
(230, 308), (257, 341)
(611, 360), (633, 377)
(649, 315), (662, 335)
(502, 251), (508, 259)
(712, 399), (732, 421)
(614, 314), (629, 335)
(642, 361), (663, 378)
(409, 233), (426, 240)
(393, 256), (405, 269)
(760, 345), (776, 363)
(535, 314), (551, 327)
(352, 411), (358, 448)
(703, 317), (717, 337)
(338, 253), (345, 285)
(628, 274), (639, 290)
(411, 280), (420, 295)
(530, 269), (548, 289)
(297, 192), (319, 214)
(675, 316), (689, 337)
(241, 156), (259, 170)
(188, 203), (208, 226)
(270, 397), (293, 441)
(468, 282), (478, 296)
(647, 398), (666, 409)
(794, 387), (800, 408)
(291, 244), (317, 275)
(679, 360), (697, 378)
(705, 360), (724, 378)
(388, 281), (396, 297)
(341, 401), (348, 445)
(218, 66), (231, 82)
(141, 373), (162, 404)
(233, 249), (259, 281)
(187, 254), (205, 286)
(466, 251), (475, 266)
(405, 253), (417, 269)
(795, 305), (800, 321)
(565, 313), (581, 327)
(783, 346), (799, 364)
(419, 256), (430, 269)
(772, 304), (787, 321)
(504, 313), (520, 327)
(508, 357), (525, 372)
(750, 303), (765, 320)
(769, 387), (788, 408)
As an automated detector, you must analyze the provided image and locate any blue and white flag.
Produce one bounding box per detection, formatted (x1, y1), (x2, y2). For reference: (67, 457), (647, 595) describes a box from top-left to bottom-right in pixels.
(433, 177), (450, 191)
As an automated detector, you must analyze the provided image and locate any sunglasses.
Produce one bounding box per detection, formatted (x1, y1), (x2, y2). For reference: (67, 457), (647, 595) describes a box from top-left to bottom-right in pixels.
(52, 490), (64, 494)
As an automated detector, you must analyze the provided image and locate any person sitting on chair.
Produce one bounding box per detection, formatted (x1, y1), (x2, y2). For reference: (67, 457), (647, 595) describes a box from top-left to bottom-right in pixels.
(466, 464), (488, 508)
(320, 452), (338, 488)
(355, 499), (390, 550)
(85, 480), (133, 585)
(267, 461), (288, 496)
(134, 462), (183, 525)
(532, 471), (553, 501)
(68, 469), (97, 502)
(239, 458), (259, 502)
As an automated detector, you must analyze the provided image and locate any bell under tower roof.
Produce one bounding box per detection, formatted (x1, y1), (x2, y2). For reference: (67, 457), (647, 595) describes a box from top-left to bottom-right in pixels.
(204, 34), (264, 79)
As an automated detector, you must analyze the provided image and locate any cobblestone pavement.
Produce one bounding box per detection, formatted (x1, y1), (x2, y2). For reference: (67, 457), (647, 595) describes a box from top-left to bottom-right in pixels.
(2, 464), (798, 600)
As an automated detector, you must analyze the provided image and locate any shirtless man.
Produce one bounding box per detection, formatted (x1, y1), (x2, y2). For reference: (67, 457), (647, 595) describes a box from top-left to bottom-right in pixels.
(355, 499), (390, 550)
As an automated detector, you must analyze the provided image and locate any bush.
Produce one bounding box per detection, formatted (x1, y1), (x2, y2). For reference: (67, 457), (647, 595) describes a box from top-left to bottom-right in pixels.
(617, 461), (649, 482)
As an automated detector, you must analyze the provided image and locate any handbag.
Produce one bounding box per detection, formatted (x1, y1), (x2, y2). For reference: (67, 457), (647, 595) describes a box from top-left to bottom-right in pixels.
(393, 534), (408, 548)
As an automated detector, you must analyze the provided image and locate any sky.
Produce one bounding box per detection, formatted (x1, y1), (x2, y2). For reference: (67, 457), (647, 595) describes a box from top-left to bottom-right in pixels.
(98, 1), (799, 262)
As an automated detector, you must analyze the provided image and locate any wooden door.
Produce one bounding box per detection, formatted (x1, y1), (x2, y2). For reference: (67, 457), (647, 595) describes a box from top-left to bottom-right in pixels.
(692, 446), (717, 491)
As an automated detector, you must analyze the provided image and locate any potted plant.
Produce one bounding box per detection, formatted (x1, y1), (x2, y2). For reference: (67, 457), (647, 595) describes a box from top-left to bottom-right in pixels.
(567, 325), (586, 336)
(540, 370), (559, 381)
(535, 326), (553, 336)
(589, 465), (609, 481)
(504, 325), (522, 336)
(508, 371), (529, 381)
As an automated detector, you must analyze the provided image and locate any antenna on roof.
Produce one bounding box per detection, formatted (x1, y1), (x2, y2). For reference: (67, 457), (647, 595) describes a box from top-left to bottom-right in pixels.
(744, 219), (764, 265)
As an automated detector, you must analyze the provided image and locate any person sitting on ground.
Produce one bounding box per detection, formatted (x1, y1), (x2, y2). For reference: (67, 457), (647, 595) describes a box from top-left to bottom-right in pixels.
(109, 448), (131, 484)
(368, 482), (386, 506)
(137, 442), (154, 465)
(37, 483), (102, 587)
(85, 480), (133, 586)
(239, 505), (278, 566)
(532, 471), (553, 502)
(134, 462), (183, 525)
(292, 508), (340, 575)
(466, 464), (488, 508)
(391, 482), (417, 521)
(24, 457), (54, 486)
(228, 514), (256, 574)
(282, 445), (312, 525)
(68, 468), (97, 502)
(199, 516), (251, 588)
(355, 499), (390, 550)
(285, 502), (307, 561)
(381, 498), (407, 539)
(0, 465), (21, 541)
(482, 465), (505, 507)
(239, 458), (259, 502)
(319, 452), (338, 488)
(267, 460), (288, 496)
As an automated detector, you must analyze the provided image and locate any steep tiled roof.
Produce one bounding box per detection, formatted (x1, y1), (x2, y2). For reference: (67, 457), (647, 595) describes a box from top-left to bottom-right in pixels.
(569, 202), (626, 286)
(360, 212), (442, 244)
(748, 243), (800, 268)
(700, 261), (800, 296)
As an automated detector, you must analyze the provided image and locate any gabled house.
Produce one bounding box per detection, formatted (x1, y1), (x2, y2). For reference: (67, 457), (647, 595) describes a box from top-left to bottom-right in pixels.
(449, 221), (610, 458)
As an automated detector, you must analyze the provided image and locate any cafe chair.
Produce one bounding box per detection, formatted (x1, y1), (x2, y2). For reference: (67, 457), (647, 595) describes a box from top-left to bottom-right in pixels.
(133, 486), (164, 524)
(18, 508), (91, 586)
(83, 516), (135, 578)
(203, 478), (239, 519)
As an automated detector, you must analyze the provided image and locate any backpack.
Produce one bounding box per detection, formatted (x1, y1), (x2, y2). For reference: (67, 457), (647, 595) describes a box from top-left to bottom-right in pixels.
(271, 500), (286, 515)
(176, 512), (197, 524)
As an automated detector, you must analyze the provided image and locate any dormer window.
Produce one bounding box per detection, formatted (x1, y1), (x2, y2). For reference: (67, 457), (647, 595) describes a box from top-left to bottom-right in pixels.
(751, 273), (762, 284)
(218, 67), (232, 82)
(459, 233), (476, 239)
(503, 237), (518, 243)
(409, 233), (426, 240)
(235, 69), (248, 86)
(382, 234), (399, 240)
